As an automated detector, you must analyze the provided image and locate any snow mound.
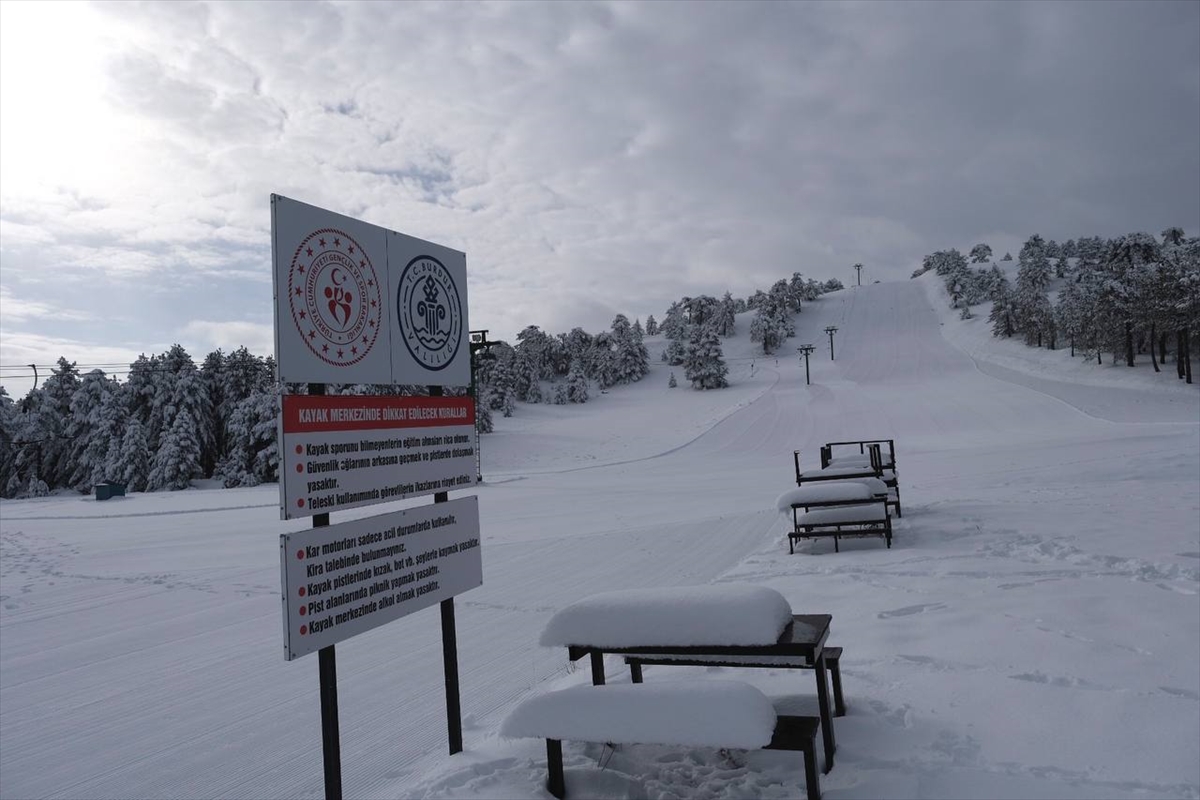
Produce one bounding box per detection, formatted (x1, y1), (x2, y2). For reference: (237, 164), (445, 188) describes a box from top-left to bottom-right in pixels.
(539, 584), (793, 647)
(775, 482), (873, 513)
(500, 680), (778, 749)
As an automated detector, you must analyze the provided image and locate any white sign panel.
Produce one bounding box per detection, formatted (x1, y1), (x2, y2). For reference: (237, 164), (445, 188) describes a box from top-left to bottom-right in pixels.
(389, 231), (471, 387)
(280, 497), (482, 660)
(272, 196), (393, 385)
(279, 394), (478, 520)
(271, 194), (471, 386)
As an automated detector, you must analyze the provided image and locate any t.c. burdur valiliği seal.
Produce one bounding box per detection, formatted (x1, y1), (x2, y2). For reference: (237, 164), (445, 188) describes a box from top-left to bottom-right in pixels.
(397, 254), (463, 371)
(287, 228), (382, 367)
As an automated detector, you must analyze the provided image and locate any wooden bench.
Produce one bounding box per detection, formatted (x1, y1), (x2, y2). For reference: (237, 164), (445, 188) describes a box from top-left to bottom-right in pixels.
(624, 645), (846, 717)
(501, 681), (822, 800)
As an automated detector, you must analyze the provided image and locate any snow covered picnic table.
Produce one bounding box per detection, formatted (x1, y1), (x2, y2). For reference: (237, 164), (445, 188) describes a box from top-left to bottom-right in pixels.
(540, 585), (839, 773)
(794, 441), (903, 517)
(501, 680), (823, 799)
(776, 484), (895, 553)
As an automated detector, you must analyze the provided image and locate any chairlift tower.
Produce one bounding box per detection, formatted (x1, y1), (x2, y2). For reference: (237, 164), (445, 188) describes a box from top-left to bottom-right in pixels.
(798, 344), (816, 385)
(824, 326), (839, 361)
(468, 330), (495, 481)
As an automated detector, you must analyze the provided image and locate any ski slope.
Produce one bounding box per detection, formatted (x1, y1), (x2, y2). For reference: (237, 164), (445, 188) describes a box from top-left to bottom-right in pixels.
(2, 276), (1197, 800)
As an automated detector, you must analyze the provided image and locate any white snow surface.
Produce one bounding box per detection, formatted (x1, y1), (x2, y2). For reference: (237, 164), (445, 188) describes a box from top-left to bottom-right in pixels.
(499, 680), (778, 749)
(538, 584), (794, 647)
(844, 476), (890, 496)
(776, 482), (874, 512)
(2, 273), (1198, 800)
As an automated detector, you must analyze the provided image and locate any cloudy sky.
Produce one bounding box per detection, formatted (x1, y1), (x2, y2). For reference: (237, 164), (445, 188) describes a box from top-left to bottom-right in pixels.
(1, 0), (1197, 396)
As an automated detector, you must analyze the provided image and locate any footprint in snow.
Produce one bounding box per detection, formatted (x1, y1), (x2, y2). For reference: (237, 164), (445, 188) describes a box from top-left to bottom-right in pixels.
(1008, 671), (1106, 690)
(865, 698), (914, 728)
(878, 602), (947, 618)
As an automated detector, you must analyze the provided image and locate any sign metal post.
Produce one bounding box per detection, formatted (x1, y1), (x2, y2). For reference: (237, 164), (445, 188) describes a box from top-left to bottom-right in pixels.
(273, 195), (482, 797)
(430, 384), (463, 755)
(309, 384), (343, 800)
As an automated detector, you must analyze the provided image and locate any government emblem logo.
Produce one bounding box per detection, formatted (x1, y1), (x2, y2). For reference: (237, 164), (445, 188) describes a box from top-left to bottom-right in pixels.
(397, 255), (463, 371)
(287, 228), (382, 367)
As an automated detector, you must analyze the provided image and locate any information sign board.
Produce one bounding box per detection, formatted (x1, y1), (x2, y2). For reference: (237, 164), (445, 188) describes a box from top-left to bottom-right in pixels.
(271, 194), (471, 387)
(279, 394), (477, 520)
(280, 497), (482, 660)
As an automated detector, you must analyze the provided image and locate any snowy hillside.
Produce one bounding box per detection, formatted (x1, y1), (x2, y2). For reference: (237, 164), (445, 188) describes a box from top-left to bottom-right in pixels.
(1, 277), (1197, 800)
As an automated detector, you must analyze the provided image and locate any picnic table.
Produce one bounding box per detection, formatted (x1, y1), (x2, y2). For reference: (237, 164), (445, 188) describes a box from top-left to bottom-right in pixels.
(795, 442), (902, 517)
(560, 612), (838, 772)
(777, 482), (893, 552)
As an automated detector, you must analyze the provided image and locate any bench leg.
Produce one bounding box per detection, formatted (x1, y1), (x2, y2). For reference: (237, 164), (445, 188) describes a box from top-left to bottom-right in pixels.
(833, 534), (839, 554)
(813, 652), (836, 773)
(589, 651), (606, 686)
(546, 739), (565, 799)
(629, 661), (644, 683)
(830, 661), (846, 717)
(803, 742), (821, 800)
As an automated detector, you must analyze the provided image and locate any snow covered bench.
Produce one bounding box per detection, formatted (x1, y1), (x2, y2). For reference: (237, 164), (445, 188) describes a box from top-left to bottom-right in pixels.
(501, 680), (822, 800)
(776, 485), (893, 553)
(540, 585), (840, 773)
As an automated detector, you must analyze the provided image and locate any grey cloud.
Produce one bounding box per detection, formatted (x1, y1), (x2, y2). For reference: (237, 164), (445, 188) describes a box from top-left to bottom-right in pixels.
(106, 48), (286, 145)
(5, 0), (1197, 357)
(107, 50), (217, 122)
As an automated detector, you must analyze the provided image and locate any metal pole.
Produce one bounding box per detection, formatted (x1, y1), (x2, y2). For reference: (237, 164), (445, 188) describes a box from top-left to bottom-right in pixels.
(824, 327), (838, 361)
(854, 264), (862, 286)
(468, 345), (481, 483)
(546, 739), (565, 799)
(798, 345), (814, 385)
(468, 331), (490, 483)
(318, 643), (341, 800)
(440, 597), (462, 753)
(429, 385), (464, 755)
(309, 384), (342, 800)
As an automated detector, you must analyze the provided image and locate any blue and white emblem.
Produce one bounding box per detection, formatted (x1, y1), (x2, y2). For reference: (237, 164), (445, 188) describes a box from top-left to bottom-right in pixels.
(397, 255), (463, 371)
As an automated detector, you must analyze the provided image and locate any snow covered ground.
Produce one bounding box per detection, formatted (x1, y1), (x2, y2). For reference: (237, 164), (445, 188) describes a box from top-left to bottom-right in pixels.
(1, 273), (1197, 800)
